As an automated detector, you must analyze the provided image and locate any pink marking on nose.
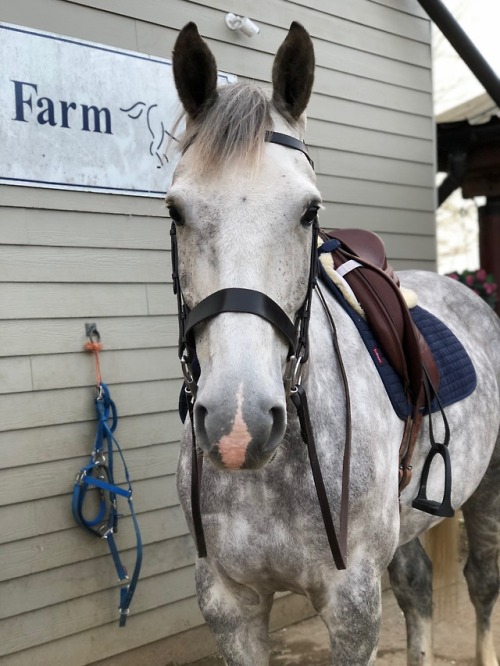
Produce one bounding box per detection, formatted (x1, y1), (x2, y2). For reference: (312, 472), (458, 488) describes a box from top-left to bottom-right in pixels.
(218, 390), (251, 469)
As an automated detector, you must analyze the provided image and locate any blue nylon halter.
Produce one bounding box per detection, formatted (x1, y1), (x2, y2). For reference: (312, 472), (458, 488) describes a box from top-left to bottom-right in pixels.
(72, 382), (143, 626)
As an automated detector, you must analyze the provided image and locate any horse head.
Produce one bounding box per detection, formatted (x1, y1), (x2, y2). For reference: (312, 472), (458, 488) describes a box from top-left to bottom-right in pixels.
(169, 22), (319, 471)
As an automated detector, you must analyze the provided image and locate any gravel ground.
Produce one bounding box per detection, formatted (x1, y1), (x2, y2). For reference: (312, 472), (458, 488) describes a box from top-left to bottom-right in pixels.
(192, 576), (500, 665)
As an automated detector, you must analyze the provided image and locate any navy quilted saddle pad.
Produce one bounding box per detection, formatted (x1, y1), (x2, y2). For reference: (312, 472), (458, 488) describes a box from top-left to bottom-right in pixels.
(321, 274), (477, 420)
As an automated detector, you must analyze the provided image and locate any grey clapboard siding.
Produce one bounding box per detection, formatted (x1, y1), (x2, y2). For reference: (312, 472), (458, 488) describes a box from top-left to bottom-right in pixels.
(0, 537), (195, 617)
(0, 0), (435, 662)
(0, 381), (181, 431)
(0, 476), (181, 544)
(0, 507), (189, 582)
(0, 316), (178, 356)
(0, 442), (180, 505)
(0, 208), (171, 249)
(0, 413), (181, 472)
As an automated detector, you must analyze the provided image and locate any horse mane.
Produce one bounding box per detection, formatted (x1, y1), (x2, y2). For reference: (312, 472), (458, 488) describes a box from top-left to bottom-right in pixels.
(176, 82), (273, 177)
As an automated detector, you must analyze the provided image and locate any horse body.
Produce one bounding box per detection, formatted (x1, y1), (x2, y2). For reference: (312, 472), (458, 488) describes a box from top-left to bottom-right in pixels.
(170, 22), (500, 665)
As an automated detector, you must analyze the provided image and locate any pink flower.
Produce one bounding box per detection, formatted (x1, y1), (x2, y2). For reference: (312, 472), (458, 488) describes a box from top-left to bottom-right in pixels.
(466, 275), (474, 286)
(484, 283), (494, 295)
(476, 268), (487, 281)
(447, 272), (459, 280)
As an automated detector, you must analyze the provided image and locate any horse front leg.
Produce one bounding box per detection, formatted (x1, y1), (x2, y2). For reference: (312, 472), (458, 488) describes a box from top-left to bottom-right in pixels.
(309, 565), (383, 665)
(195, 558), (273, 665)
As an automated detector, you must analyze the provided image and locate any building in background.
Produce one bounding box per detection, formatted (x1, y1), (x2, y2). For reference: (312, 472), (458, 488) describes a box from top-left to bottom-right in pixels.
(0, 2), (435, 664)
(433, 0), (500, 277)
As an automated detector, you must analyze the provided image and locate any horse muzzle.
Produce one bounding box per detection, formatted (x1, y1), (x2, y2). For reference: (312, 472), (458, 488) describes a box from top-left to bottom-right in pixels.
(193, 390), (287, 470)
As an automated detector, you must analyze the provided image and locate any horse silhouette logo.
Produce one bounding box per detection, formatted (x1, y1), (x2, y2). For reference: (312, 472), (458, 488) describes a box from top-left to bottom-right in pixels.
(120, 101), (178, 168)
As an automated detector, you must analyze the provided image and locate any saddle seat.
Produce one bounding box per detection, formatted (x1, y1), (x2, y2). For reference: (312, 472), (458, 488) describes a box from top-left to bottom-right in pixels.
(331, 229), (392, 275)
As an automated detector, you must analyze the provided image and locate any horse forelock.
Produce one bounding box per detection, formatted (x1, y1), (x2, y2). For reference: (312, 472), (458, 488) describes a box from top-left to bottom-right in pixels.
(177, 82), (273, 176)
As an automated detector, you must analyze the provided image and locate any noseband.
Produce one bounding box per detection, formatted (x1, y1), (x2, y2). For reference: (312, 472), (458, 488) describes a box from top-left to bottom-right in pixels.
(170, 131), (349, 570)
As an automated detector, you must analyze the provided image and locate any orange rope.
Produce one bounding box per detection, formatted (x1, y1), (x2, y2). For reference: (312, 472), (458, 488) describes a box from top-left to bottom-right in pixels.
(85, 341), (104, 386)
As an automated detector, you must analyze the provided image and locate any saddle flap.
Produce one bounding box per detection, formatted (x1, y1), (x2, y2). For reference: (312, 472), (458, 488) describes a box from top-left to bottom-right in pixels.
(323, 231), (440, 406)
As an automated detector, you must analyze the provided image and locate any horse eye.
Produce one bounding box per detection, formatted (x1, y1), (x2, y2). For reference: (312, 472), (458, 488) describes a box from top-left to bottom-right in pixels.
(300, 203), (320, 226)
(167, 204), (184, 225)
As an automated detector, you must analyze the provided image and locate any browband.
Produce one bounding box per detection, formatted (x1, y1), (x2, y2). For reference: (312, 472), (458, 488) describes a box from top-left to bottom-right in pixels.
(265, 131), (314, 169)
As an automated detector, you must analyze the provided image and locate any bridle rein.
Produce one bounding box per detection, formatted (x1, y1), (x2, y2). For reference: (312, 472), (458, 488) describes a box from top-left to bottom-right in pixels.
(170, 131), (351, 570)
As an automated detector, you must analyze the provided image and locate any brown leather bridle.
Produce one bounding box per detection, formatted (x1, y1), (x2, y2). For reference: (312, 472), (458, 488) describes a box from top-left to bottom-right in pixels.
(170, 131), (351, 569)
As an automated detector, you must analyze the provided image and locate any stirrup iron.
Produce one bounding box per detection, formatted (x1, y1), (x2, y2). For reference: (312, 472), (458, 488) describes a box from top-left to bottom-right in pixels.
(412, 443), (454, 517)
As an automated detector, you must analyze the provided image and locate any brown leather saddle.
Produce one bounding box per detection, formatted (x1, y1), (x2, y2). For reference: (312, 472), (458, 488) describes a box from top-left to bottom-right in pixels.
(320, 229), (441, 500)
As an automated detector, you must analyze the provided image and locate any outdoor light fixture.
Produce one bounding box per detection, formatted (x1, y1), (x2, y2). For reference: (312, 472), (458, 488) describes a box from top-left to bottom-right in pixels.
(225, 13), (260, 37)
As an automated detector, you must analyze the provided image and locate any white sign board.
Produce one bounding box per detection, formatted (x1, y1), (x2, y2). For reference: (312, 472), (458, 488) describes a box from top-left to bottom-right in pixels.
(0, 23), (235, 197)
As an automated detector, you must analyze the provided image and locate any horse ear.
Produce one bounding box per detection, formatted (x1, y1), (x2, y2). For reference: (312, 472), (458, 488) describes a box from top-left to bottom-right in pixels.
(172, 22), (218, 119)
(272, 22), (315, 122)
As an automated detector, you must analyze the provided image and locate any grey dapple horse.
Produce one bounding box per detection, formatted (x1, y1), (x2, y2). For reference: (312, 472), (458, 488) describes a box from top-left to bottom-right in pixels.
(168, 22), (500, 665)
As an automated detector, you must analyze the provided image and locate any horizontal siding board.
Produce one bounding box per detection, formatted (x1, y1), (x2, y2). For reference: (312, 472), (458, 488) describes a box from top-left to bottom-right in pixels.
(131, 7), (432, 92)
(317, 175), (434, 212)
(0, 412), (182, 469)
(0, 0), (139, 52)
(0, 441), (179, 506)
(0, 316), (178, 357)
(0, 284), (176, 319)
(0, 186), (168, 216)
(313, 148), (434, 188)
(0, 246), (170, 283)
(0, 357), (32, 394)
(381, 233), (436, 261)
(321, 204), (434, 236)
(286, 0), (430, 38)
(147, 284), (177, 315)
(0, 380), (180, 431)
(137, 0), (430, 64)
(307, 38), (431, 94)
(371, 0), (428, 19)
(0, 597), (204, 666)
(0, 506), (189, 582)
(0, 208), (171, 249)
(308, 95), (433, 140)
(60, 0), (434, 50)
(0, 566), (196, 657)
(109, 0), (432, 65)
(313, 68), (432, 117)
(308, 119), (433, 163)
(30, 347), (180, 391)
(0, 474), (180, 545)
(0, 536), (195, 619)
(392, 258), (435, 271)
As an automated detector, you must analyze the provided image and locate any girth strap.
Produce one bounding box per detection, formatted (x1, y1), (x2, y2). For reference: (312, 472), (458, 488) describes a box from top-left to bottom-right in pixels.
(185, 288), (297, 358)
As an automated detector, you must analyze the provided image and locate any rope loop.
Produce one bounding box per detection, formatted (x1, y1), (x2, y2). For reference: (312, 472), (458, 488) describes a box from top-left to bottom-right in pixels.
(85, 339), (104, 386)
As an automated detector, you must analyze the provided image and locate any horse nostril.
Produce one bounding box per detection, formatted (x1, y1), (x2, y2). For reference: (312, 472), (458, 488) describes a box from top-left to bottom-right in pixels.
(193, 403), (209, 447)
(267, 404), (287, 450)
